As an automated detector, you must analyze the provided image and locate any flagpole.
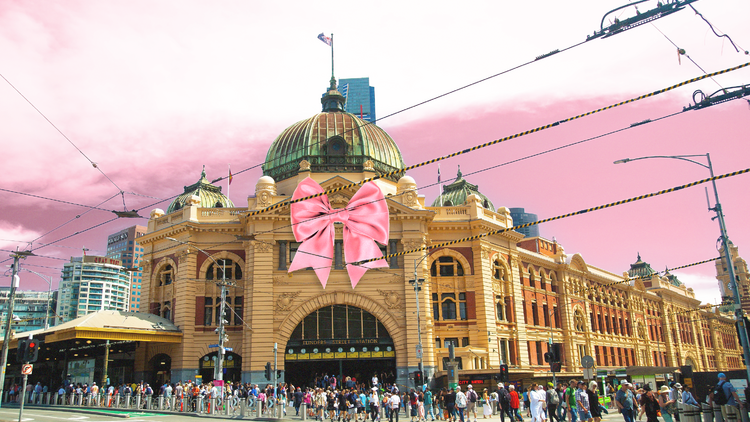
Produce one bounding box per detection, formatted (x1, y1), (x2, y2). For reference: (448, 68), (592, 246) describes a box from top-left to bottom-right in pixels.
(227, 164), (231, 200)
(331, 33), (334, 78)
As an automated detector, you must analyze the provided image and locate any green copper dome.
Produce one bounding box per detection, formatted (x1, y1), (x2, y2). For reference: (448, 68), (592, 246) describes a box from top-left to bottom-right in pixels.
(431, 166), (496, 211)
(167, 167), (234, 213)
(262, 77), (405, 182)
(628, 253), (657, 279)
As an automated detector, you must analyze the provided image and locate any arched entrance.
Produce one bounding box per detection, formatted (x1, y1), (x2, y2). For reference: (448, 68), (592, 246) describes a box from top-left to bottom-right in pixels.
(285, 304), (397, 388)
(149, 354), (172, 386)
(199, 351), (242, 383)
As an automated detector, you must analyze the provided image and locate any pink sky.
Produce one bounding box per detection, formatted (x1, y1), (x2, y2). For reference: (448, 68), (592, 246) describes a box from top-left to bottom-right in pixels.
(1, 1), (749, 305)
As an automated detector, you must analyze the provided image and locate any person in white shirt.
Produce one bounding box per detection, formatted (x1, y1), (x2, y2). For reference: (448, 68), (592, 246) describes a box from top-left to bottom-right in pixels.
(389, 392), (402, 422)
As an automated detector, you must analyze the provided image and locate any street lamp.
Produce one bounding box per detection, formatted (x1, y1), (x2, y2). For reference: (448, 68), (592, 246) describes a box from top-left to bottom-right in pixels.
(614, 153), (750, 381)
(166, 237), (231, 389)
(19, 269), (54, 330)
(409, 252), (429, 384)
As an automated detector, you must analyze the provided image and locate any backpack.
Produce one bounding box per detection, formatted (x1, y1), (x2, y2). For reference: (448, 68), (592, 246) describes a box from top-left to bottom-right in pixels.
(550, 390), (560, 405)
(499, 389), (511, 406)
(468, 390), (478, 403)
(713, 382), (728, 406)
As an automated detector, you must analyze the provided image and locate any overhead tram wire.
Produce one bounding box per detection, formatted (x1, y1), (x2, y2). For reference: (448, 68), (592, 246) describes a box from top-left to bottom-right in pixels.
(244, 62), (750, 218)
(0, 1), (701, 265)
(355, 168), (750, 267)
(210, 0), (699, 186)
(0, 73), (127, 202)
(138, 86), (750, 256)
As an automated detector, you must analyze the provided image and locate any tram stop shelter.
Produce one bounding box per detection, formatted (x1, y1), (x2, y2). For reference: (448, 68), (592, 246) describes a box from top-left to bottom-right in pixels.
(3, 310), (181, 389)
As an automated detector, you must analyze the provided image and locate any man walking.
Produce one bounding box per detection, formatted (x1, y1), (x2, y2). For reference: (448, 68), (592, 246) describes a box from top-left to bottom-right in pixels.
(615, 382), (635, 422)
(565, 380), (578, 422)
(466, 385), (479, 422)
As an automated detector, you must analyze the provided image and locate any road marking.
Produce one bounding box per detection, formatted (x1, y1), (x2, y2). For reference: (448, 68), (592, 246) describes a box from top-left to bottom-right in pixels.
(0, 410), (91, 420)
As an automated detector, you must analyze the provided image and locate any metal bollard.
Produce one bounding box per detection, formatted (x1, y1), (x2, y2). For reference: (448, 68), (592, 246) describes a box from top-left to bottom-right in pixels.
(686, 403), (702, 422)
(302, 403), (308, 420)
(257, 400), (263, 418)
(158, 396), (163, 410)
(210, 397), (216, 414)
(170, 396), (176, 411)
(715, 405), (726, 422)
(240, 398), (246, 417)
(725, 406), (739, 422)
(136, 395), (141, 410)
(196, 397), (203, 414)
(703, 403), (714, 422)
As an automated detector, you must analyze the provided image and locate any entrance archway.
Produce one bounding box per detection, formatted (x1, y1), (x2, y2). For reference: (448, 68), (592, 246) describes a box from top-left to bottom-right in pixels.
(284, 304), (396, 388)
(199, 351), (242, 383)
(149, 353), (171, 386)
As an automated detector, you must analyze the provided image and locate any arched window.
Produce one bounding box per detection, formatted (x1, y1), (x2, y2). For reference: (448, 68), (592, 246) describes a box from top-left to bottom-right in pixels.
(158, 264), (174, 286)
(162, 301), (171, 321)
(495, 295), (506, 321)
(203, 296), (244, 326)
(204, 297), (213, 326)
(206, 259), (243, 280)
(430, 256), (464, 277)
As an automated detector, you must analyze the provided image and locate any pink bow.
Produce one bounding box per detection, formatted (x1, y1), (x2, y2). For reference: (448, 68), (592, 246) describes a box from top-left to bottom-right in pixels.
(288, 177), (390, 288)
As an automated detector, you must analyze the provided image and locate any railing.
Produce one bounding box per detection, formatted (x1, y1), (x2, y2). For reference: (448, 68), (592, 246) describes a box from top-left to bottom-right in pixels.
(27, 392), (288, 418)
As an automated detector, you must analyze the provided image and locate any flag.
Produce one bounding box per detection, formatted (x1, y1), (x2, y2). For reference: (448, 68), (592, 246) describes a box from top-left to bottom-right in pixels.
(317, 32), (332, 46)
(228, 166), (233, 185)
(437, 164), (441, 184)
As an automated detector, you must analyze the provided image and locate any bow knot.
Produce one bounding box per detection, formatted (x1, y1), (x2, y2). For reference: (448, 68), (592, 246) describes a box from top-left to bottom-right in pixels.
(288, 178), (389, 288)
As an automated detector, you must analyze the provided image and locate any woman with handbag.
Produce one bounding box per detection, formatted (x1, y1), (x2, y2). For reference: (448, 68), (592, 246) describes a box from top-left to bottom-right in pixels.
(640, 385), (659, 422)
(657, 386), (676, 422)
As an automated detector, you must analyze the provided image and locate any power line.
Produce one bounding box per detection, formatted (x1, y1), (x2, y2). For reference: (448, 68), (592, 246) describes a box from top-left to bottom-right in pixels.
(244, 62), (750, 218)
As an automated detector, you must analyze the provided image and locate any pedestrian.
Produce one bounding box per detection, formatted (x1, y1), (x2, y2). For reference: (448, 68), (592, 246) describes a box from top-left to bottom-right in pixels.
(546, 383), (559, 422)
(639, 385), (658, 422)
(445, 388), (457, 422)
(564, 380), (578, 422)
(466, 385), (479, 422)
(390, 391), (402, 422)
(294, 386), (304, 416)
(574, 382), (591, 422)
(509, 385), (522, 422)
(528, 383), (546, 422)
(615, 381), (635, 422)
(586, 382), (601, 422)
(710, 373), (742, 422)
(455, 386), (468, 422)
(426, 388), (436, 421)
(523, 388), (531, 418)
(681, 386), (698, 408)
(483, 389), (492, 419)
(498, 384), (514, 422)
(657, 386), (676, 422)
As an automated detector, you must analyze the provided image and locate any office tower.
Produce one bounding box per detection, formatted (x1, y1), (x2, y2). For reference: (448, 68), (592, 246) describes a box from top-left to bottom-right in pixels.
(338, 77), (376, 122)
(106, 225), (147, 310)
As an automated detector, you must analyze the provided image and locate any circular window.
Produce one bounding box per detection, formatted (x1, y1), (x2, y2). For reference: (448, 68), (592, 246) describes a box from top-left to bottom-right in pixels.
(386, 346), (392, 352)
(313, 348), (319, 354)
(300, 348), (306, 354)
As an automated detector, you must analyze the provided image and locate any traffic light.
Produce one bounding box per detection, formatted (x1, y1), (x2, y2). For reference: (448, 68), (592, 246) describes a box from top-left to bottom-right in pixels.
(16, 339), (27, 362)
(550, 343), (562, 363)
(544, 352), (553, 363)
(25, 339), (41, 362)
(499, 364), (509, 382)
(550, 362), (562, 373)
(264, 362), (272, 380)
(414, 370), (424, 386)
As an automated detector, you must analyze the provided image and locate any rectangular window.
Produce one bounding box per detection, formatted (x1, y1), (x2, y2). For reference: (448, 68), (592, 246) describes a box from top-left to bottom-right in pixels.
(389, 240), (399, 269)
(334, 240), (344, 269)
(234, 297), (243, 326)
(543, 304), (549, 327)
(461, 337), (469, 347)
(459, 293), (467, 320)
(536, 341), (544, 365)
(443, 338), (459, 348)
(531, 302), (539, 326)
(435, 338), (441, 349)
(278, 240), (287, 270)
(290, 242), (301, 262)
(432, 293), (440, 320)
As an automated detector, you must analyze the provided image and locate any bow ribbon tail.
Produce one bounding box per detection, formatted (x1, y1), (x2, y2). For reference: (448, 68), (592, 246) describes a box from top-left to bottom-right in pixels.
(343, 230), (389, 288)
(288, 225), (335, 288)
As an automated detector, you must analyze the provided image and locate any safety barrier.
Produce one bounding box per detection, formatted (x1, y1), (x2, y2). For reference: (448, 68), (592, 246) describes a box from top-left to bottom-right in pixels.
(679, 402), (702, 422)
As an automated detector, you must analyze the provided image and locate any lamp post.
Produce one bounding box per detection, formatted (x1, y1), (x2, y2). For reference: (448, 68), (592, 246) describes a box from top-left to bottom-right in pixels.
(166, 237), (230, 389)
(409, 253), (429, 384)
(0, 249), (34, 408)
(614, 153), (750, 381)
(20, 269), (54, 330)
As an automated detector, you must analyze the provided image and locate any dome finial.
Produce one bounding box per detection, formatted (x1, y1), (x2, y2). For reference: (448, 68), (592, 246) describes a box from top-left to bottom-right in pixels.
(457, 165), (463, 180)
(201, 165), (206, 180)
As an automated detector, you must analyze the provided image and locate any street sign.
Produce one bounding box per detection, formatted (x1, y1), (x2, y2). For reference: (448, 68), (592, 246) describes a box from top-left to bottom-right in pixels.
(224, 347), (233, 352)
(208, 344), (219, 348)
(416, 344), (423, 359)
(581, 355), (595, 369)
(583, 368), (594, 380)
(21, 364), (33, 375)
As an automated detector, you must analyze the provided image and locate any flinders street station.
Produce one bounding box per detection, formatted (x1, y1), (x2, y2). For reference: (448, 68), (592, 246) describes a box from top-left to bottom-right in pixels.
(13, 77), (746, 390)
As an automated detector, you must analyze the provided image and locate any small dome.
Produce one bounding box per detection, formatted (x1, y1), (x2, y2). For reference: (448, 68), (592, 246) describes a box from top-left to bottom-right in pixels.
(167, 167), (234, 213)
(258, 175), (275, 185)
(262, 77), (405, 183)
(431, 166), (495, 211)
(628, 253), (657, 279)
(398, 175), (416, 188)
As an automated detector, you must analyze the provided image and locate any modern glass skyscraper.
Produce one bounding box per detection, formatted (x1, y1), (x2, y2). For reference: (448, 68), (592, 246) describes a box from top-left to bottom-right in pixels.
(0, 288), (57, 336)
(509, 207), (540, 238)
(106, 225), (146, 311)
(338, 77), (376, 122)
(56, 255), (131, 323)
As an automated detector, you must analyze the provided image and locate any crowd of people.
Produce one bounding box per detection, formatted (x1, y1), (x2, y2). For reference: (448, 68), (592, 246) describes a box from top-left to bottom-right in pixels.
(7, 372), (745, 422)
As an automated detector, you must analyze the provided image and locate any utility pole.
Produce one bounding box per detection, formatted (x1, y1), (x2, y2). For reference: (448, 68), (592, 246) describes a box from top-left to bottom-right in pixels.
(0, 249), (34, 409)
(409, 253), (428, 386)
(273, 343), (278, 418)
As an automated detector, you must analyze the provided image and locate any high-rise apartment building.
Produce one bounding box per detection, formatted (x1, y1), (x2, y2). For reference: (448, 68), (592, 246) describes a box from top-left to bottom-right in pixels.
(338, 77), (376, 122)
(56, 255), (131, 323)
(509, 207), (540, 238)
(106, 225), (147, 310)
(0, 288), (57, 336)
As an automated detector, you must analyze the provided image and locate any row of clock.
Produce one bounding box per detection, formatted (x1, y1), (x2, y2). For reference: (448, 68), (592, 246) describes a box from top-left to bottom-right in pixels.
(288, 346), (393, 355)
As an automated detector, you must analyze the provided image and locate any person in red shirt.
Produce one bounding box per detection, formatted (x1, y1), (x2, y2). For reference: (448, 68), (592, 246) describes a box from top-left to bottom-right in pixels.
(509, 385), (522, 422)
